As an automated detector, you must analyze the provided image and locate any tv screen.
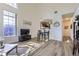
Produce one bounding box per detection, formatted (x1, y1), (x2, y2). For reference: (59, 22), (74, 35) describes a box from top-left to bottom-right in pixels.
(20, 29), (30, 35)
(78, 22), (79, 26)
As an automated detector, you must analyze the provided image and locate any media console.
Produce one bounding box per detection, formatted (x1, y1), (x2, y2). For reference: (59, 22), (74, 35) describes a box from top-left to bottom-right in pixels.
(19, 29), (31, 42)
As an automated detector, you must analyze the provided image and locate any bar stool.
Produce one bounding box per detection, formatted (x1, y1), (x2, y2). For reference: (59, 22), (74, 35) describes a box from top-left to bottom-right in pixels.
(37, 30), (43, 41)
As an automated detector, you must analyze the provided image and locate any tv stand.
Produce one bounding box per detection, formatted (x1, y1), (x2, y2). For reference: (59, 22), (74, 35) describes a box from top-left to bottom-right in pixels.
(19, 35), (31, 42)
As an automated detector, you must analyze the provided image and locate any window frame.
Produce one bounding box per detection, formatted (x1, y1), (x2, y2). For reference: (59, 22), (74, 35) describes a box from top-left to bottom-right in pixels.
(3, 10), (17, 37)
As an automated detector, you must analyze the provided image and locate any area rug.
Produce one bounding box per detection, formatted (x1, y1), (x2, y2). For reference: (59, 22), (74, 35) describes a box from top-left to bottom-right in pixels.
(26, 42), (44, 48)
(8, 41), (45, 56)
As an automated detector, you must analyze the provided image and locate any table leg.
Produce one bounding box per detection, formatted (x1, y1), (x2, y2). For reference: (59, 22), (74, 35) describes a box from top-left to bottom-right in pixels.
(16, 46), (18, 55)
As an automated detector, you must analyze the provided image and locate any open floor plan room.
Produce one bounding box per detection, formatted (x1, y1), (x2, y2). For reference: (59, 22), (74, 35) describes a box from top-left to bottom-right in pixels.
(0, 3), (79, 56)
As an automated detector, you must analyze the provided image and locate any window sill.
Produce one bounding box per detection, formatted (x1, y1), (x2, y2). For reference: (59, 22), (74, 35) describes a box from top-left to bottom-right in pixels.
(4, 35), (17, 37)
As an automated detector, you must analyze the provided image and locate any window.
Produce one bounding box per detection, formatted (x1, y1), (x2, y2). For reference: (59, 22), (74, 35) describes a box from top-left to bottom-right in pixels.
(3, 10), (16, 36)
(6, 3), (17, 8)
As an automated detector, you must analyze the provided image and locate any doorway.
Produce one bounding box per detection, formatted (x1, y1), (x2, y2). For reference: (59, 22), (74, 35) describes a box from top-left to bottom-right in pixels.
(62, 13), (73, 42)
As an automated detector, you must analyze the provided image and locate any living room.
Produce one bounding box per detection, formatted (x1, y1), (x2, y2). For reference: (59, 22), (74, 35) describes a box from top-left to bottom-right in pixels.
(0, 3), (79, 56)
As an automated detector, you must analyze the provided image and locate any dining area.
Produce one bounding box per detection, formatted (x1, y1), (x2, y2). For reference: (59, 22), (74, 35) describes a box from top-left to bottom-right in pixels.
(37, 19), (52, 41)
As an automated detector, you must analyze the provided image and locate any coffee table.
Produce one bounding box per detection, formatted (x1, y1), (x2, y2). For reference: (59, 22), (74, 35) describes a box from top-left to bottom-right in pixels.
(0, 44), (18, 56)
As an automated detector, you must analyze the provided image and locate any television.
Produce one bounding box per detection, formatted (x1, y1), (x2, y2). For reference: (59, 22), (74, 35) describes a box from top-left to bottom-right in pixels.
(20, 29), (30, 35)
(78, 22), (79, 26)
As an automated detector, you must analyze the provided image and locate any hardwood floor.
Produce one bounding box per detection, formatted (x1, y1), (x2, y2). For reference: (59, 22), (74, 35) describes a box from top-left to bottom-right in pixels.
(32, 40), (78, 56)
(12, 38), (79, 56)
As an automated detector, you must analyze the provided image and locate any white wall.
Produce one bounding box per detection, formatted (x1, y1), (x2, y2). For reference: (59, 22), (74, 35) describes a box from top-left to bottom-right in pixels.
(18, 4), (40, 38)
(3, 36), (18, 44)
(52, 12), (62, 41)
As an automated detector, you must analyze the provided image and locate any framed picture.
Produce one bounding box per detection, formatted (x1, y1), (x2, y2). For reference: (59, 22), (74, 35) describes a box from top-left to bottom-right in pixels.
(64, 26), (69, 29)
(23, 20), (32, 25)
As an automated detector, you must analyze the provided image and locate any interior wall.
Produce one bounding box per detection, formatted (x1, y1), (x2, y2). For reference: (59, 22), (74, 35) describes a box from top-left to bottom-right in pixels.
(0, 3), (79, 43)
(35, 3), (79, 41)
(17, 3), (79, 41)
(18, 4), (40, 38)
